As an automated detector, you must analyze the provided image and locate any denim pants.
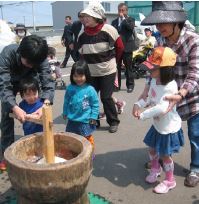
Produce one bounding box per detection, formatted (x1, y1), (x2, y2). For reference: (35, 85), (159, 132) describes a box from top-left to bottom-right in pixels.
(187, 113), (199, 173)
(0, 101), (14, 154)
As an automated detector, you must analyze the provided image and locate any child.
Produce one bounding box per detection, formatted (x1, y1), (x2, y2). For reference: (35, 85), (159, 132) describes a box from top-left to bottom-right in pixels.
(47, 46), (62, 80)
(132, 47), (184, 194)
(19, 77), (43, 135)
(63, 60), (99, 150)
(47, 46), (66, 90)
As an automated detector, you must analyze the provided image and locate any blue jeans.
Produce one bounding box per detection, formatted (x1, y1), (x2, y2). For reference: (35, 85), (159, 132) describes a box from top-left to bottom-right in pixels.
(0, 101), (14, 154)
(187, 113), (199, 173)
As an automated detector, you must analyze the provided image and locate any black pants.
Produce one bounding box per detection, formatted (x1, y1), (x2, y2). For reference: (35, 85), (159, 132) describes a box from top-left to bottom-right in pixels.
(1, 101), (15, 154)
(90, 73), (120, 126)
(117, 52), (134, 90)
(62, 45), (77, 66)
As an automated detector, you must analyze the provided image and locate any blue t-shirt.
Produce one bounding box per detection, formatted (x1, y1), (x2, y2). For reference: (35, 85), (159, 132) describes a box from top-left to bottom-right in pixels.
(19, 99), (43, 135)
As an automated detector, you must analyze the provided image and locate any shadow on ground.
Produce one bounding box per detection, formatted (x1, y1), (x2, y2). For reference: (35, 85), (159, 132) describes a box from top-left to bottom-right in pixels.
(92, 148), (187, 190)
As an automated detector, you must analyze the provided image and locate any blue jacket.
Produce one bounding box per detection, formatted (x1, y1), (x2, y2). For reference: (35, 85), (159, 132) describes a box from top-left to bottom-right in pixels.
(19, 99), (43, 135)
(63, 84), (99, 123)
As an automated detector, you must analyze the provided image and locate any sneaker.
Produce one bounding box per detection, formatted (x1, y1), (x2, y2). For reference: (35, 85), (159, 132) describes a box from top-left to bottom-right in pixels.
(145, 167), (162, 183)
(127, 88), (133, 93)
(153, 179), (176, 194)
(109, 125), (118, 133)
(0, 160), (6, 171)
(116, 101), (126, 114)
(184, 171), (199, 187)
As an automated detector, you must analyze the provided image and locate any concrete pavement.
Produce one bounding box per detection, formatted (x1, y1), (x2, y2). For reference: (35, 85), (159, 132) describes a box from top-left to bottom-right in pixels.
(0, 66), (199, 204)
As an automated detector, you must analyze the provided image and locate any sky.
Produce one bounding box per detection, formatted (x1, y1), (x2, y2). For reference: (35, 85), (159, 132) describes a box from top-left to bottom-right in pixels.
(0, 1), (53, 26)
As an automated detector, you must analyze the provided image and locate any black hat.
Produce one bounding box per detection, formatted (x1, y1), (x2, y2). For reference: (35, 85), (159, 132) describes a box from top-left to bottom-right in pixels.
(141, 1), (187, 25)
(14, 23), (26, 31)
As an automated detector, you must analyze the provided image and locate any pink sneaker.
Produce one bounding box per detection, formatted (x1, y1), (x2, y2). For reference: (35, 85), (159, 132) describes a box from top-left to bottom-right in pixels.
(153, 179), (176, 194)
(116, 101), (126, 114)
(145, 167), (162, 184)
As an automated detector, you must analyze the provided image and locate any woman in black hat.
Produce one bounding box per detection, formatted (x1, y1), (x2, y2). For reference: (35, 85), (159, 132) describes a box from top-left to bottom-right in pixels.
(138, 1), (199, 188)
(14, 23), (27, 43)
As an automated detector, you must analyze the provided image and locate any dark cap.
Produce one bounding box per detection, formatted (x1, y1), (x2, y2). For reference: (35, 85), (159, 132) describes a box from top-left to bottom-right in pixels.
(141, 1), (187, 25)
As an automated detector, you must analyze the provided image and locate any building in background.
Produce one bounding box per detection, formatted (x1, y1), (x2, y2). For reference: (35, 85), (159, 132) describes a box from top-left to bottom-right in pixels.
(51, 1), (123, 30)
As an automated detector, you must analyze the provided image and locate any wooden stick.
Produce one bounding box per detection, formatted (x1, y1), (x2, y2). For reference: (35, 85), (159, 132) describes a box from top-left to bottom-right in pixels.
(42, 105), (55, 163)
(9, 113), (43, 125)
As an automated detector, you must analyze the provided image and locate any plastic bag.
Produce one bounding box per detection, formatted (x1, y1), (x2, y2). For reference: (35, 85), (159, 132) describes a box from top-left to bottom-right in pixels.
(0, 20), (16, 53)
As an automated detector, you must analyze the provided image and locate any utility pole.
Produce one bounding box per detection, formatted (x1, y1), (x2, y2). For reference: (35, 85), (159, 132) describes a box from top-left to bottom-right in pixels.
(0, 4), (3, 20)
(23, 16), (25, 25)
(32, 1), (36, 32)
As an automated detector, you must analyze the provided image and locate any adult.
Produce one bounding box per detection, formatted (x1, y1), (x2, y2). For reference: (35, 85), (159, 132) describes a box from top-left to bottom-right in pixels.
(71, 11), (84, 61)
(0, 35), (55, 170)
(78, 2), (124, 133)
(111, 3), (136, 93)
(133, 27), (156, 61)
(60, 16), (76, 68)
(142, 28), (156, 48)
(141, 1), (199, 187)
(14, 23), (27, 43)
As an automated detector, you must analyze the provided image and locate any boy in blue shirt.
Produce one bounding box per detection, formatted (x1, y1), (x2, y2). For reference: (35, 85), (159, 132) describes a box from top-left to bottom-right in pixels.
(19, 77), (43, 135)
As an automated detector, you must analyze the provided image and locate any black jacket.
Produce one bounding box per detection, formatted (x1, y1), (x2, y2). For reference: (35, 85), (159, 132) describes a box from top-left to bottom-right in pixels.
(0, 44), (55, 110)
(71, 20), (82, 44)
(71, 20), (83, 51)
(62, 24), (73, 46)
(112, 16), (135, 52)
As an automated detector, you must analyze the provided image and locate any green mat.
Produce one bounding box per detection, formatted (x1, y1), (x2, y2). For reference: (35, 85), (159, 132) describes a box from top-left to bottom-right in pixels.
(7, 192), (111, 204)
(88, 192), (111, 204)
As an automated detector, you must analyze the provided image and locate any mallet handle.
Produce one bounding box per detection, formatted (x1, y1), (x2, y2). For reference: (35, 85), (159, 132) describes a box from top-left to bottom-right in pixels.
(42, 105), (55, 163)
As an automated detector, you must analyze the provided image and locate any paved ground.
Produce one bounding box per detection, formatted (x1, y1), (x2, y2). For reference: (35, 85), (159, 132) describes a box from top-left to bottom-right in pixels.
(1, 44), (199, 203)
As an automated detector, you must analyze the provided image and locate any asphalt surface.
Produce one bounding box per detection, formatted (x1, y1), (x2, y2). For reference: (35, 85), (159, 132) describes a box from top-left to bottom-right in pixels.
(0, 61), (199, 204)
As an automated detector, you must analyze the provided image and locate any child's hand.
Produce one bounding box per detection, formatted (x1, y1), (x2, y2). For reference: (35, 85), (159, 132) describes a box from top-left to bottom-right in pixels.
(32, 107), (42, 119)
(89, 119), (97, 125)
(12, 105), (26, 123)
(26, 114), (40, 120)
(132, 104), (141, 119)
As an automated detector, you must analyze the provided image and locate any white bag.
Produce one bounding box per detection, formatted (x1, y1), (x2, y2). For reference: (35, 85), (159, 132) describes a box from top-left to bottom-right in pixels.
(0, 20), (16, 53)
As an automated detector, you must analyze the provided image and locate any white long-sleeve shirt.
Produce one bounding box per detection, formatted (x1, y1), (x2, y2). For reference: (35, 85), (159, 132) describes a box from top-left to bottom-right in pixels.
(135, 79), (181, 134)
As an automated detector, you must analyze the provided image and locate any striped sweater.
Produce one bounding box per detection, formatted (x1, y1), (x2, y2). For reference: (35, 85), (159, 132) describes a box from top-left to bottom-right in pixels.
(78, 23), (124, 77)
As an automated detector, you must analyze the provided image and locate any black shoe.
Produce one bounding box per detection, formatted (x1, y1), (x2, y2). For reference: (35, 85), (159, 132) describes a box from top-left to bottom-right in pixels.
(109, 125), (118, 133)
(127, 88), (133, 93)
